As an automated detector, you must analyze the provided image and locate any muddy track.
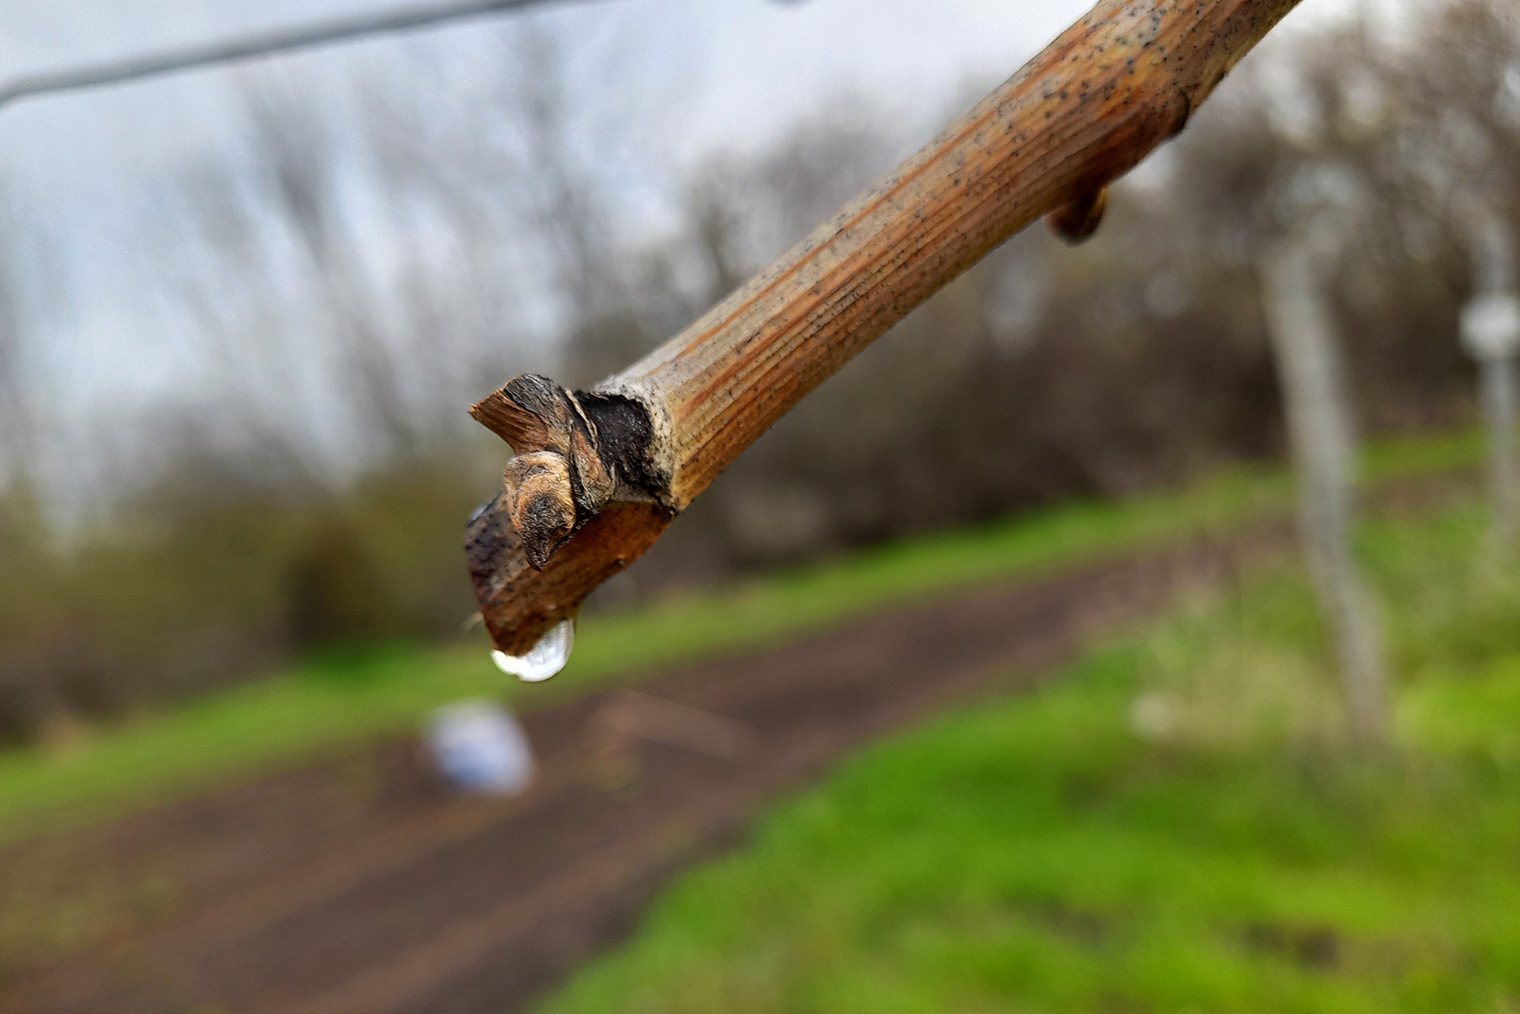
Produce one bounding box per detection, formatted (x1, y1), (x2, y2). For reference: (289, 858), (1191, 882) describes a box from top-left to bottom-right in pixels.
(0, 527), (1287, 1014)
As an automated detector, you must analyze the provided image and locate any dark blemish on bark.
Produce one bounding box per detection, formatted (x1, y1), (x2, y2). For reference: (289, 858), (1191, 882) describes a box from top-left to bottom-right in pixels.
(577, 391), (667, 500)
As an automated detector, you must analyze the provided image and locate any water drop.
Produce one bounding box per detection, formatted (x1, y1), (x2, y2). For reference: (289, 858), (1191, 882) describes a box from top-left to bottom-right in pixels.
(490, 619), (574, 683)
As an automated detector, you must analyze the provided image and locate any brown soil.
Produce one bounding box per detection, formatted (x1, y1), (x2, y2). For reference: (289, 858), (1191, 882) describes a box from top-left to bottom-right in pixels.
(0, 528), (1284, 1014)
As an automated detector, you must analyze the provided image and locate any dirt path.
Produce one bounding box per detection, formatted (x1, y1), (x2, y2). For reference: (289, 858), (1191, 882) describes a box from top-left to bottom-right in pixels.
(0, 529), (1281, 1014)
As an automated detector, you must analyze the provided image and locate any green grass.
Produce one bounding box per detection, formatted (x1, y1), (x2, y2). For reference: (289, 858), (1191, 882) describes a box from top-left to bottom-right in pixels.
(538, 492), (1520, 1013)
(0, 428), (1484, 844)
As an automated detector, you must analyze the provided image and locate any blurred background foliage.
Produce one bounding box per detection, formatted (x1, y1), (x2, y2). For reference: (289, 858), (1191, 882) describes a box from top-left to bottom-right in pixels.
(0, 0), (1515, 744)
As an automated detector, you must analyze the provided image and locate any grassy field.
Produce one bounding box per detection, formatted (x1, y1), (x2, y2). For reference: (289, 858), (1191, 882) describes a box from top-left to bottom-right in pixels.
(0, 429), (1483, 843)
(538, 495), (1520, 1013)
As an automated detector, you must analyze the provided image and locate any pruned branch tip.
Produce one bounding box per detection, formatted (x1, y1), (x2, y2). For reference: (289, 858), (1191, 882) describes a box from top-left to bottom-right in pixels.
(468, 0), (1305, 656)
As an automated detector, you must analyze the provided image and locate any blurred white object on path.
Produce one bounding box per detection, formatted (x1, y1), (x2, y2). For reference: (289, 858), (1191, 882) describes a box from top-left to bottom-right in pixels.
(427, 699), (535, 795)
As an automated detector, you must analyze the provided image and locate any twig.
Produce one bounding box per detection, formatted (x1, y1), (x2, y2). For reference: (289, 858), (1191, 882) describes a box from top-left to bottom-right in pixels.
(468, 0), (1304, 654)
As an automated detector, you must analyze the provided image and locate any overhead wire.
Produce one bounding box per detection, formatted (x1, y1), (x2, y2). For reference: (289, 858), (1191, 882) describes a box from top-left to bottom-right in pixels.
(0, 0), (602, 111)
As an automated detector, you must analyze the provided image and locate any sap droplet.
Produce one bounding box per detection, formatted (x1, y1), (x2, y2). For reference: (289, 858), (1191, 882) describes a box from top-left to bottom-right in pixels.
(490, 619), (574, 683)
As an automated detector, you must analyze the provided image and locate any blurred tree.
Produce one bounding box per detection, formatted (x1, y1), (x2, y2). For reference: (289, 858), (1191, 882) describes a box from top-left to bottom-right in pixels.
(1261, 239), (1387, 742)
(1460, 213), (1520, 546)
(0, 176), (50, 529)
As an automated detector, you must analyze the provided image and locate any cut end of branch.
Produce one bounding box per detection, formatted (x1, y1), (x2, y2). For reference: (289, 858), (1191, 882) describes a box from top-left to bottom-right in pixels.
(466, 493), (675, 655)
(468, 383), (550, 453)
(467, 373), (678, 650)
(470, 373), (631, 568)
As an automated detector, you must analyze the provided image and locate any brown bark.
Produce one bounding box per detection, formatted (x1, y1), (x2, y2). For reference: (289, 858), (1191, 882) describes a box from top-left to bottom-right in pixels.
(469, 0), (1304, 654)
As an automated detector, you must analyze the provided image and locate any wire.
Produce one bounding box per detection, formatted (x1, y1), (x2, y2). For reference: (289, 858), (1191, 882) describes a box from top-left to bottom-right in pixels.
(0, 0), (603, 111)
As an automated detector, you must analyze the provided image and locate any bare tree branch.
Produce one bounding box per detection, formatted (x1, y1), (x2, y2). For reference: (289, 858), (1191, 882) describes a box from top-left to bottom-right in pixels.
(467, 0), (1306, 655)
